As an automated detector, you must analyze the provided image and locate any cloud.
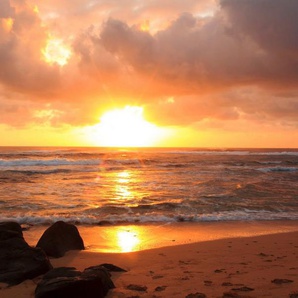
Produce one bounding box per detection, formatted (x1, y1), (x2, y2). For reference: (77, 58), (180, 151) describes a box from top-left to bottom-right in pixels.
(221, 0), (298, 57)
(0, 0), (61, 95)
(35, 0), (216, 31)
(0, 0), (297, 134)
(0, 0), (15, 18)
(97, 4), (298, 91)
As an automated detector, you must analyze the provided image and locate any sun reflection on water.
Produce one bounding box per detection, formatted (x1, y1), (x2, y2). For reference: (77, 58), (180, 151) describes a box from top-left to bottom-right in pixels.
(114, 171), (134, 201)
(117, 171), (130, 182)
(117, 229), (140, 252)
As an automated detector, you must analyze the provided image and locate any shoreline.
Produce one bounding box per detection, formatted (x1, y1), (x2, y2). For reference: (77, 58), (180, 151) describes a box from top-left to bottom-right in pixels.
(24, 220), (298, 253)
(1, 221), (298, 297)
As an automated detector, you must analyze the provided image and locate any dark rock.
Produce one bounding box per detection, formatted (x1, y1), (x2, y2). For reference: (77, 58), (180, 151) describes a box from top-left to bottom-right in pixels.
(127, 284), (148, 292)
(185, 293), (207, 298)
(0, 221), (52, 286)
(82, 265), (116, 290)
(42, 267), (81, 279)
(35, 266), (115, 298)
(290, 292), (298, 298)
(100, 263), (127, 272)
(271, 278), (294, 284)
(0, 221), (23, 241)
(36, 221), (84, 258)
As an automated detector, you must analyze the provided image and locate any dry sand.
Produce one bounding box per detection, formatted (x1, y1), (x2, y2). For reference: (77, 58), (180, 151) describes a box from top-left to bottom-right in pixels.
(1, 221), (298, 298)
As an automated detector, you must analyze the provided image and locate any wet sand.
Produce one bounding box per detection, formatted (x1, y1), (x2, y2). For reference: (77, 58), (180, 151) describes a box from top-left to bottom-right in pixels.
(1, 221), (298, 297)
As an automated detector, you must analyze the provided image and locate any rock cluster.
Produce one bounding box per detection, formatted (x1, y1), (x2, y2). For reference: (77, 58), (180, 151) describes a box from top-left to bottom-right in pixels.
(0, 221), (122, 298)
(0, 222), (52, 286)
(35, 266), (115, 298)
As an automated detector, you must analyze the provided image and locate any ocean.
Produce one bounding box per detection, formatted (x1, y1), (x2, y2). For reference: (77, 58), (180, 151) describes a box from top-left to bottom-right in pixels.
(0, 147), (297, 226)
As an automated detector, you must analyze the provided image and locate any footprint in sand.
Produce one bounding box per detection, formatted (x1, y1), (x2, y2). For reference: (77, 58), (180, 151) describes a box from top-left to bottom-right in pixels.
(231, 286), (254, 292)
(152, 275), (164, 280)
(214, 268), (226, 273)
(155, 285), (167, 292)
(126, 284), (148, 292)
(271, 278), (293, 284)
(204, 280), (213, 286)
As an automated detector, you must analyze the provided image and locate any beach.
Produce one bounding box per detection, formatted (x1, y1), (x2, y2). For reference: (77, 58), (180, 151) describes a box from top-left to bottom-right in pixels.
(1, 147), (297, 297)
(1, 221), (298, 297)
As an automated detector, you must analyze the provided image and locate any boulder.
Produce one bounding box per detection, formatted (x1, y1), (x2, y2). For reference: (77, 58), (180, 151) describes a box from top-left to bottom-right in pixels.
(35, 266), (115, 298)
(0, 221), (23, 240)
(36, 221), (84, 258)
(100, 263), (127, 272)
(0, 221), (52, 286)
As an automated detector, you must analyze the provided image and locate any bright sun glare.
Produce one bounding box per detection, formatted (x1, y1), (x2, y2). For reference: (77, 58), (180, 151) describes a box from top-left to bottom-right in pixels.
(92, 106), (165, 147)
(42, 38), (71, 66)
(117, 230), (140, 252)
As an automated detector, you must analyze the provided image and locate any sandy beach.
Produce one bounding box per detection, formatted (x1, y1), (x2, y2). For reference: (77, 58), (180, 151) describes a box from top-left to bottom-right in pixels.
(1, 221), (298, 298)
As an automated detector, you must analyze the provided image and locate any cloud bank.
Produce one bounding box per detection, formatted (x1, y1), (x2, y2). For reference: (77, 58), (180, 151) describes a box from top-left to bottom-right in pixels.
(0, 0), (297, 138)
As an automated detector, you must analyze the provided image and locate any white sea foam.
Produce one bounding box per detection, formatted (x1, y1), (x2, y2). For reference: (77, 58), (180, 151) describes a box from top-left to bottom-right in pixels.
(0, 158), (101, 167)
(2, 210), (298, 226)
(257, 166), (298, 173)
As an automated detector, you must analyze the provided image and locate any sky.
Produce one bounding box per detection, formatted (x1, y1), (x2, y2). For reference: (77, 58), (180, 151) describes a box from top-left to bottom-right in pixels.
(0, 0), (298, 147)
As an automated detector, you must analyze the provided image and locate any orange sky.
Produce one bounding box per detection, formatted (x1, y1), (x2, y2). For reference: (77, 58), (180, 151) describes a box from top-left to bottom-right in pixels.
(0, 0), (297, 147)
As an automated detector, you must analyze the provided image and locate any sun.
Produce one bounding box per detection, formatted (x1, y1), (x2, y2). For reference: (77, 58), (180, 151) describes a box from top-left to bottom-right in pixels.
(91, 106), (166, 147)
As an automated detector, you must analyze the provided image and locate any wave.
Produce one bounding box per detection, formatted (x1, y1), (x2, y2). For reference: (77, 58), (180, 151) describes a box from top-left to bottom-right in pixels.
(2, 210), (298, 226)
(165, 149), (298, 156)
(0, 158), (101, 167)
(257, 166), (298, 173)
(3, 169), (73, 175)
(0, 158), (151, 172)
(168, 150), (251, 155)
(253, 151), (298, 156)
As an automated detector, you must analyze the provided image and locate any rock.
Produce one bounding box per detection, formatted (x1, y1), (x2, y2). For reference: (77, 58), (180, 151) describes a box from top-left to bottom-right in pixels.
(0, 221), (52, 286)
(42, 267), (81, 279)
(36, 221), (84, 258)
(99, 263), (127, 272)
(0, 221), (23, 241)
(35, 266), (115, 298)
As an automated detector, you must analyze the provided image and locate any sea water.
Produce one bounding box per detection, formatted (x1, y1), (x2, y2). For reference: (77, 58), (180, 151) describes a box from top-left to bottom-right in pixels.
(0, 147), (297, 225)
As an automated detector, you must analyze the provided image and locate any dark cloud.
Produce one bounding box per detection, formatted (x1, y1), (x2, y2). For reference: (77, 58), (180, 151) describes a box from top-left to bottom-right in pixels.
(100, 19), (156, 71)
(0, 0), (15, 18)
(96, 4), (298, 93)
(221, 0), (298, 57)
